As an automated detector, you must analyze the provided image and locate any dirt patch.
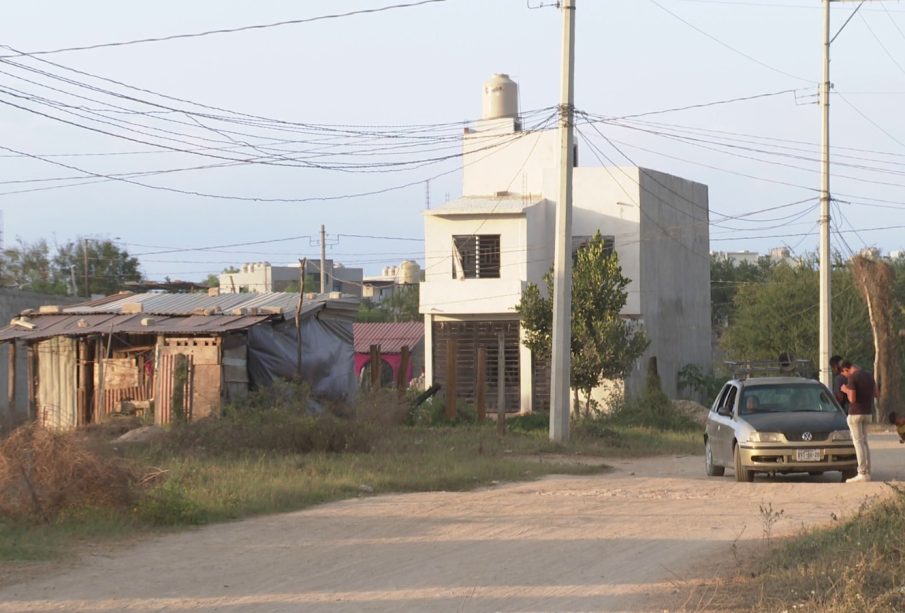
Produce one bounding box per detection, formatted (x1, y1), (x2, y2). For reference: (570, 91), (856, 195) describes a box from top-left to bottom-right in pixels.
(0, 434), (900, 612)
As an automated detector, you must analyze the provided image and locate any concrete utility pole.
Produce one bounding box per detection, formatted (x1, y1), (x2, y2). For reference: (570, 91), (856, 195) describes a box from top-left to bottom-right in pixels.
(550, 0), (576, 443)
(320, 224), (327, 294)
(818, 0), (868, 387)
(819, 0), (831, 388)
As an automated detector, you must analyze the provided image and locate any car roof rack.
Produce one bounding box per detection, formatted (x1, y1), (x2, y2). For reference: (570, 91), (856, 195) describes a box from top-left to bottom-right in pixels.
(725, 359), (813, 379)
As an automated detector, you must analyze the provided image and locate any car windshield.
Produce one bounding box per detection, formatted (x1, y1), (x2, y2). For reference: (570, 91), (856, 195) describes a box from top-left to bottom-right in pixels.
(739, 383), (840, 415)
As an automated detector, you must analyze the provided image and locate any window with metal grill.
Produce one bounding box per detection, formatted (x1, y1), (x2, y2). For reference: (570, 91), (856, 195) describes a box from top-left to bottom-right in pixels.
(452, 235), (501, 279)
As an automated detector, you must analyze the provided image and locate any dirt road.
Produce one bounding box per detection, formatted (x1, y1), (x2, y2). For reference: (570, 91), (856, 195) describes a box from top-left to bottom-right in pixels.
(1, 432), (902, 613)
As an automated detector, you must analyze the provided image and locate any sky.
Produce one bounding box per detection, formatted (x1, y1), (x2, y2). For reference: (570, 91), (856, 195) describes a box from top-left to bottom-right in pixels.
(2, 0), (905, 282)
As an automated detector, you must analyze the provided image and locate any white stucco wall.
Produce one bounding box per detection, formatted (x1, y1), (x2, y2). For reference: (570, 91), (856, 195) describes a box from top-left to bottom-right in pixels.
(421, 107), (711, 408)
(462, 126), (558, 197)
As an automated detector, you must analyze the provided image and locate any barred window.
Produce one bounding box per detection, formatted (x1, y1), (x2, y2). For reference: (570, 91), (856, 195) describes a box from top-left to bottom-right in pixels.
(452, 235), (501, 279)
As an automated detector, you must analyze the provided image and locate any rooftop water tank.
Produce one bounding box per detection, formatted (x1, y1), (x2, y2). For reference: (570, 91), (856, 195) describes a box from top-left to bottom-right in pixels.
(482, 73), (519, 120)
(399, 260), (421, 284)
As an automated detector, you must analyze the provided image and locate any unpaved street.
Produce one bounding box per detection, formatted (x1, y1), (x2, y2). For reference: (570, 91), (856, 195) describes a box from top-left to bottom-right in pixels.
(1, 432), (902, 613)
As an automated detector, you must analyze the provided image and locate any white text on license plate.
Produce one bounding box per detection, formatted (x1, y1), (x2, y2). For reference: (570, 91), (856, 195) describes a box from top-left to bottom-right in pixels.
(796, 449), (821, 462)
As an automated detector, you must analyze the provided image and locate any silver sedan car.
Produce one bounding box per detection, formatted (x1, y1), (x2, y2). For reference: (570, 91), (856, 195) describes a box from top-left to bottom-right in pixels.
(704, 376), (858, 482)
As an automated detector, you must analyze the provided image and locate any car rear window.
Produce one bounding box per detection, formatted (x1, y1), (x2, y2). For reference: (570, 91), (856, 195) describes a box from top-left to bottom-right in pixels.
(740, 383), (840, 415)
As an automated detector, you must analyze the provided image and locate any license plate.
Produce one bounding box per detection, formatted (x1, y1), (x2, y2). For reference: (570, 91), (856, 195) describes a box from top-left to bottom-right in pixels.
(796, 449), (821, 462)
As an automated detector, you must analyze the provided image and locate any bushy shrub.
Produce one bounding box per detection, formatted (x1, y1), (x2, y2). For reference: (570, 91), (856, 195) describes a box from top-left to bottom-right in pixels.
(506, 412), (550, 433)
(159, 410), (374, 457)
(0, 425), (136, 523)
(409, 397), (478, 427)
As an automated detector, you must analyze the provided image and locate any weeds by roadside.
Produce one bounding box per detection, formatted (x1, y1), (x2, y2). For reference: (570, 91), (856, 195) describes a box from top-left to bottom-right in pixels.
(0, 384), (700, 564)
(706, 485), (905, 612)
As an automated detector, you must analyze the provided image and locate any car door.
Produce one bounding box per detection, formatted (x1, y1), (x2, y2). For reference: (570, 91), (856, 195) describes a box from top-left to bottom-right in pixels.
(711, 384), (739, 466)
(707, 384), (731, 464)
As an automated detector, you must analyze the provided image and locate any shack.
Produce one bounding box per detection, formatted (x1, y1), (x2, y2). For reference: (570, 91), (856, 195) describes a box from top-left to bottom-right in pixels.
(0, 291), (358, 431)
(353, 321), (425, 389)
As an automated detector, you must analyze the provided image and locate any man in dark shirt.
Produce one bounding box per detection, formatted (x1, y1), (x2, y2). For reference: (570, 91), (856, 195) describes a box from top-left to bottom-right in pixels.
(840, 360), (876, 482)
(830, 355), (849, 413)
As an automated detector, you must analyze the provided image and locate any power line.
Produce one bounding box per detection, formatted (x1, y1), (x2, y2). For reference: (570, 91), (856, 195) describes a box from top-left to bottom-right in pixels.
(0, 1), (451, 58)
(647, 0), (813, 83)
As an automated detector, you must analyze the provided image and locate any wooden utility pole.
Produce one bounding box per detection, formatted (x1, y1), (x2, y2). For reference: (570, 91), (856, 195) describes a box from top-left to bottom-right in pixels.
(550, 0), (576, 443)
(82, 238), (90, 298)
(445, 339), (457, 420)
(295, 258), (306, 380)
(476, 346), (487, 423)
(320, 225), (327, 294)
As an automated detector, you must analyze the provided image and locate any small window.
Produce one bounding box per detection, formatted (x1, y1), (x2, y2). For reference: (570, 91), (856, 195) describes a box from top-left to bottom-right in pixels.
(452, 235), (500, 279)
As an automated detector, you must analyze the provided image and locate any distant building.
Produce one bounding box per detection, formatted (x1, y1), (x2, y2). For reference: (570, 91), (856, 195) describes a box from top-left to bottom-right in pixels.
(362, 260), (422, 304)
(420, 74), (711, 412)
(219, 261), (363, 296)
(711, 250), (761, 266)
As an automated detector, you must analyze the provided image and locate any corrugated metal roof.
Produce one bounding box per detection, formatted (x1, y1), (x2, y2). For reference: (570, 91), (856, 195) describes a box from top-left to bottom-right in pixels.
(423, 195), (546, 216)
(353, 322), (424, 353)
(58, 291), (358, 318)
(1, 292), (360, 342)
(0, 313), (271, 342)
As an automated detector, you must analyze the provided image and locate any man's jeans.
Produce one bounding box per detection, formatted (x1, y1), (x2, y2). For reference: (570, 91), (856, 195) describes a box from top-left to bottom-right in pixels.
(847, 414), (871, 476)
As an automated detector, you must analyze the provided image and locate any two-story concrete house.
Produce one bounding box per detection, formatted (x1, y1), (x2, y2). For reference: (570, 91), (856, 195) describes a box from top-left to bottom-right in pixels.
(420, 74), (711, 414)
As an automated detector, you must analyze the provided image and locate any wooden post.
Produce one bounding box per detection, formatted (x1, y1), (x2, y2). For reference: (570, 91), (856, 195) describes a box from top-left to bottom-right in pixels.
(446, 339), (457, 420)
(370, 344), (381, 391)
(295, 258), (306, 381)
(497, 332), (506, 436)
(26, 344), (35, 423)
(7, 341), (16, 415)
(78, 340), (88, 426)
(476, 346), (487, 423)
(397, 345), (411, 396)
(96, 335), (109, 423)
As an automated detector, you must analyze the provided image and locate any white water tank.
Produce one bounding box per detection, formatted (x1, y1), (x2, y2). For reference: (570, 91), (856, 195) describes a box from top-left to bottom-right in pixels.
(482, 73), (519, 120)
(399, 260), (421, 284)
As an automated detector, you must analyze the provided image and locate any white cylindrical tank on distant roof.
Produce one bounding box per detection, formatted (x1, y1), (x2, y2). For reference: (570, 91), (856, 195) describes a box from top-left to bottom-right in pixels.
(482, 73), (519, 120)
(399, 260), (421, 284)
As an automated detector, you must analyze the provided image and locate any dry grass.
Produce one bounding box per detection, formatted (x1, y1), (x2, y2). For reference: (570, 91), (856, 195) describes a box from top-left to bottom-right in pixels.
(699, 485), (905, 612)
(0, 425), (136, 523)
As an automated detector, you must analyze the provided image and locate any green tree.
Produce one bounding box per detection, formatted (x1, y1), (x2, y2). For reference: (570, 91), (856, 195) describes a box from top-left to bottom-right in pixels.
(382, 285), (420, 322)
(516, 231), (649, 413)
(356, 298), (391, 323)
(710, 255), (773, 329)
(722, 258), (872, 367)
(53, 238), (142, 297)
(0, 238), (67, 294)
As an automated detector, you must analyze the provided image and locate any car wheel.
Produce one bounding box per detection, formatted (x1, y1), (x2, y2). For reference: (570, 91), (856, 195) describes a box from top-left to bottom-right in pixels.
(734, 444), (754, 483)
(705, 438), (725, 477)
(841, 469), (857, 482)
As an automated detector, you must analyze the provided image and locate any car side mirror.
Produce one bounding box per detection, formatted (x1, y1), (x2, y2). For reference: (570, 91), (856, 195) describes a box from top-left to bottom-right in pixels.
(717, 405), (733, 417)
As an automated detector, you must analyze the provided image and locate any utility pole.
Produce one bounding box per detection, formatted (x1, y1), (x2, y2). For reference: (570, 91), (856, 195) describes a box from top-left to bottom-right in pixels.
(320, 224), (327, 294)
(82, 238), (90, 298)
(818, 0), (832, 388)
(817, 0), (869, 387)
(550, 0), (576, 443)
